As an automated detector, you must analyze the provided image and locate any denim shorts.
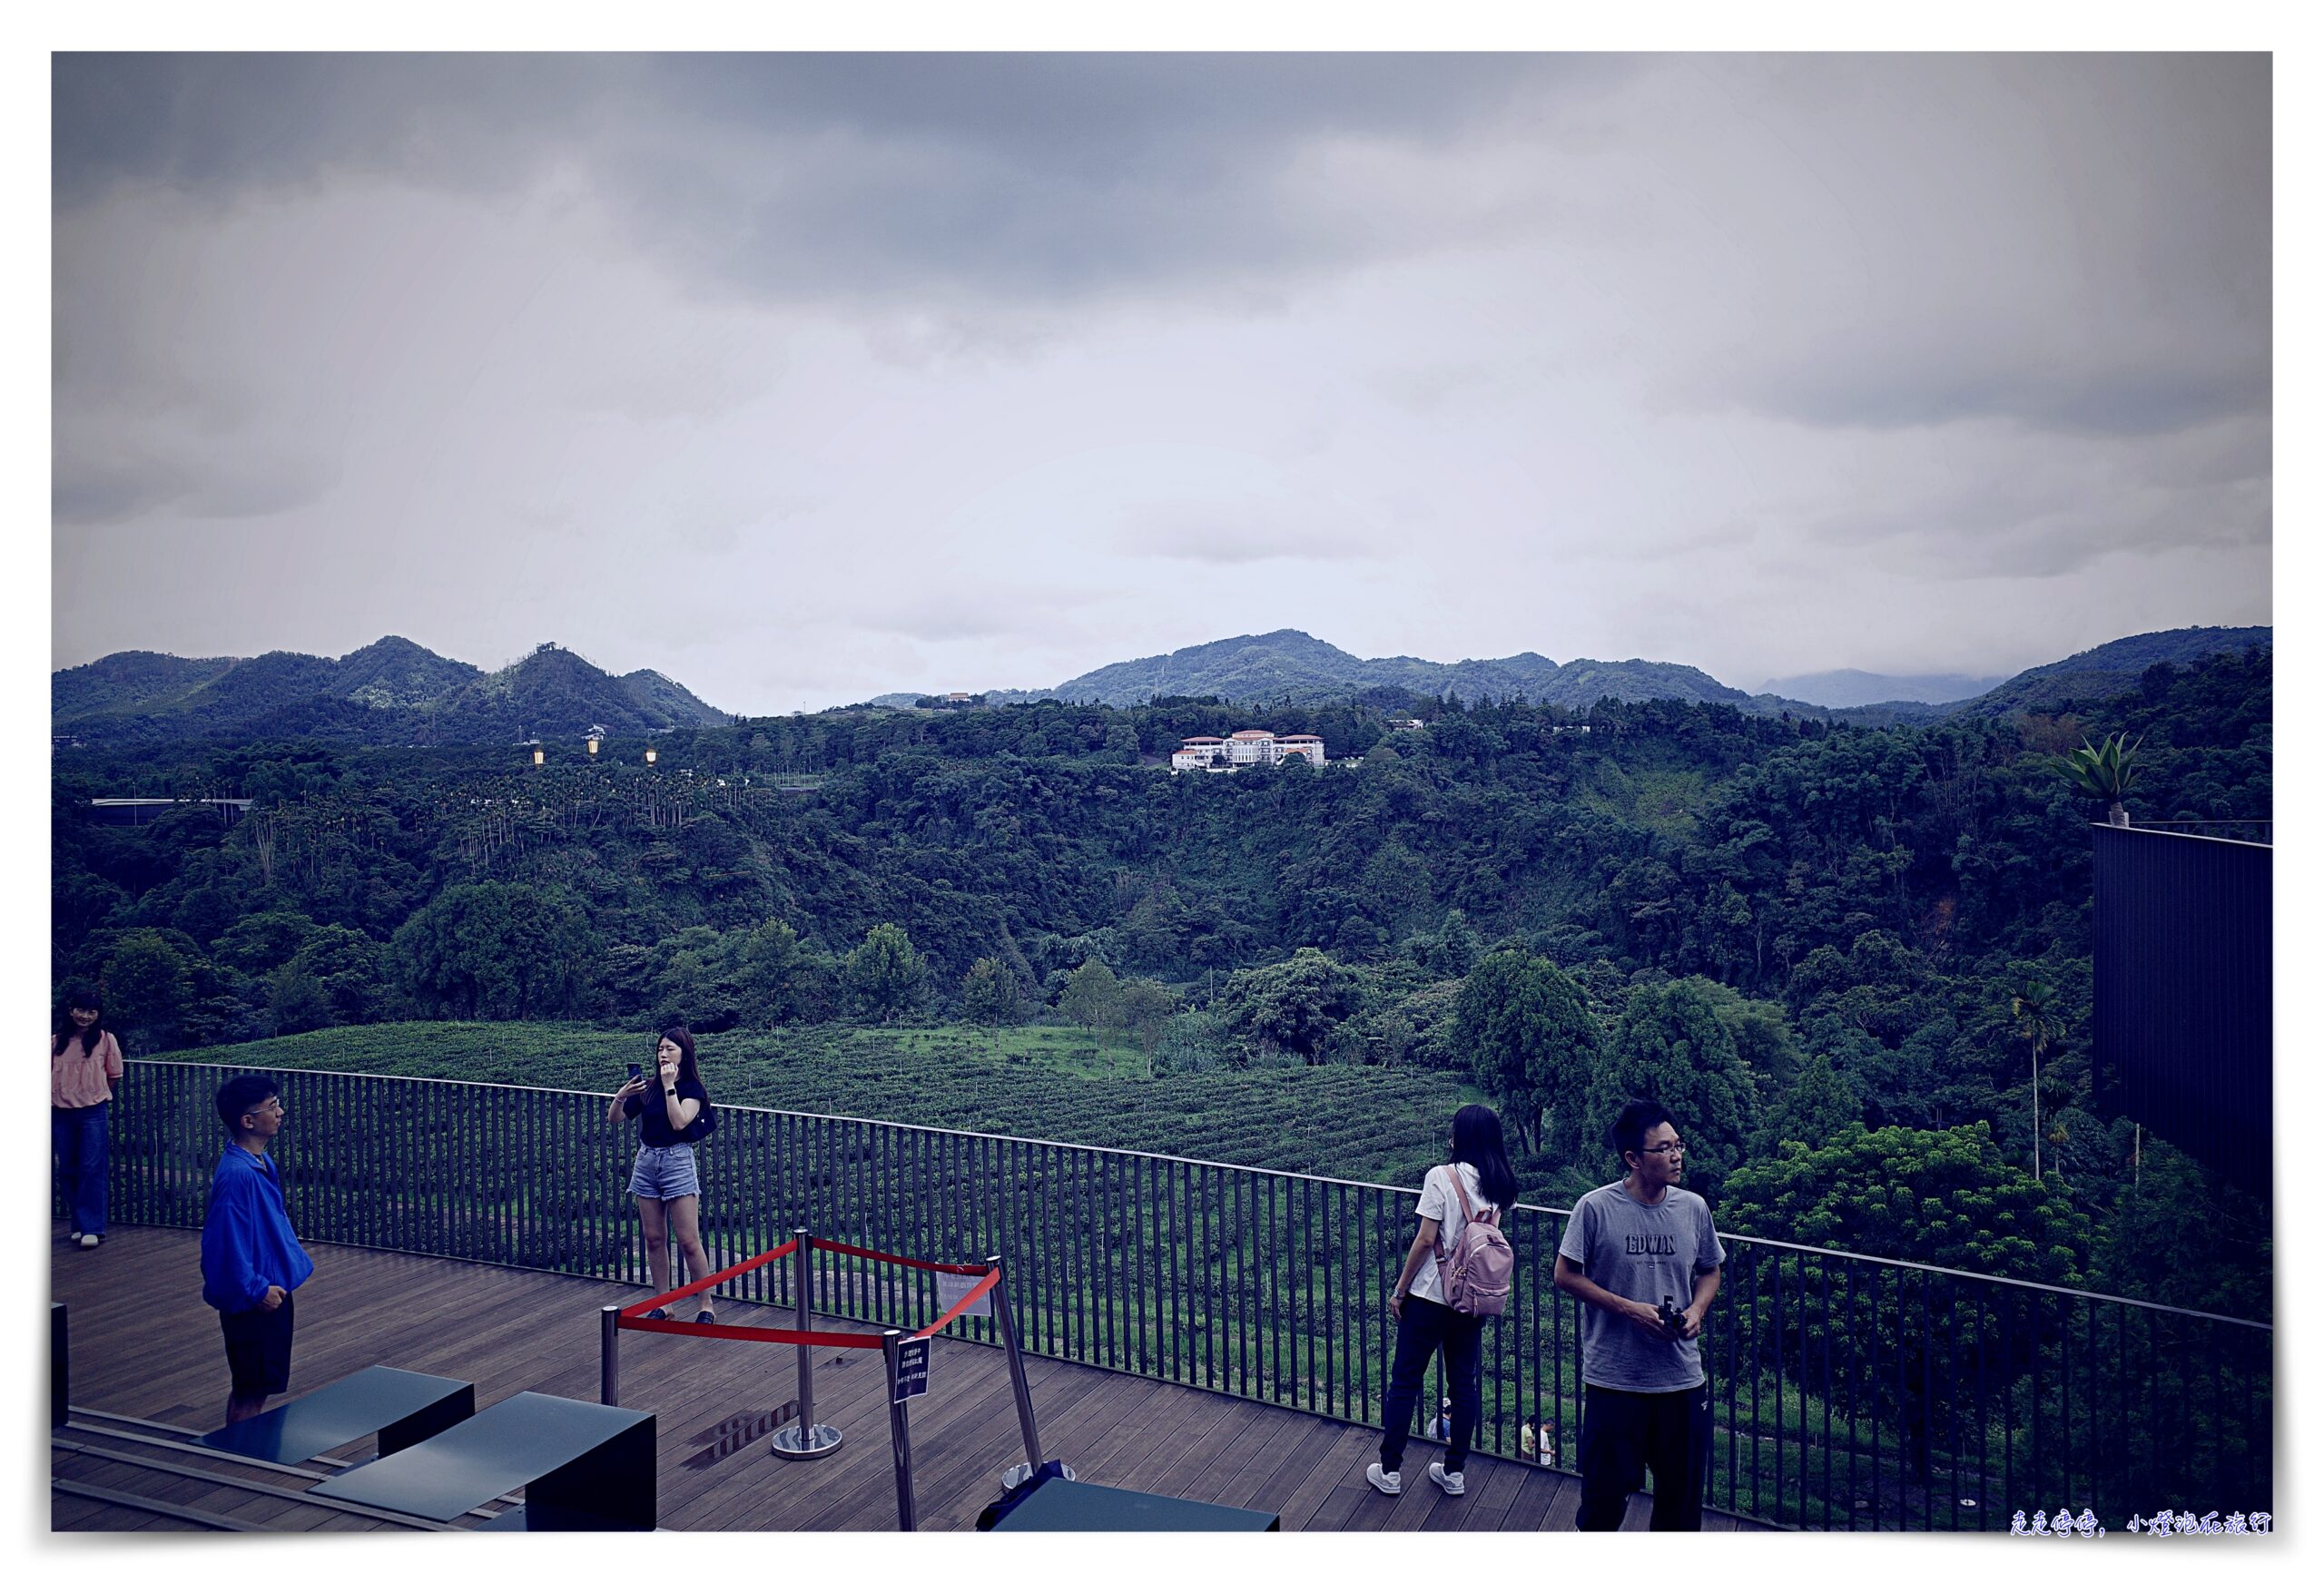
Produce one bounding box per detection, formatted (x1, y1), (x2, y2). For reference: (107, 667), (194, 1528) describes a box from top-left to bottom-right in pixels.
(628, 1143), (700, 1201)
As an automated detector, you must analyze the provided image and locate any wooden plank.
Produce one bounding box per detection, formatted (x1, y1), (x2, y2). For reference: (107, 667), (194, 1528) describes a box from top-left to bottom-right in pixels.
(1272, 1424), (1382, 1530)
(1111, 1396), (1269, 1499)
(62, 1224), (1765, 1535)
(1537, 1475), (1585, 1532)
(1462, 1459), (1531, 1532)
(1176, 1407), (1316, 1509)
(1501, 1464), (1571, 1531)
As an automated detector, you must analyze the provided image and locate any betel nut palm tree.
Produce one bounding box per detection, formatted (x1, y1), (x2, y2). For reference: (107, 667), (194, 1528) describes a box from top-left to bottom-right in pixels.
(2008, 977), (2062, 1181)
(2053, 732), (2142, 828)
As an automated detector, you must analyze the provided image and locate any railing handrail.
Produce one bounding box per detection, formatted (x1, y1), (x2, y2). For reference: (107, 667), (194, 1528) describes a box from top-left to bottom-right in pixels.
(2092, 821), (2271, 850)
(128, 1057), (2274, 1332)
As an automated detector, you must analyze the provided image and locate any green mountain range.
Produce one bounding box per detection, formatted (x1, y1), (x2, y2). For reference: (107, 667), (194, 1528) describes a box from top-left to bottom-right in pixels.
(52, 636), (731, 747)
(871, 624), (2272, 719)
(878, 629), (1764, 711)
(54, 623), (2272, 747)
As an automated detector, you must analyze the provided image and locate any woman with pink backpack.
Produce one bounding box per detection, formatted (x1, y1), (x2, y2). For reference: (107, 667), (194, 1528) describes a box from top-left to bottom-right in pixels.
(1366, 1103), (1518, 1499)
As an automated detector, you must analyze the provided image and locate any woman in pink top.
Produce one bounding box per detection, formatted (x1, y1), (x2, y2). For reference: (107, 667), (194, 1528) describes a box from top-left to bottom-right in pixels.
(51, 987), (124, 1250)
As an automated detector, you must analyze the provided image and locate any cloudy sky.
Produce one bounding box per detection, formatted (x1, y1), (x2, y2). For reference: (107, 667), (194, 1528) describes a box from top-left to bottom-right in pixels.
(52, 52), (2270, 713)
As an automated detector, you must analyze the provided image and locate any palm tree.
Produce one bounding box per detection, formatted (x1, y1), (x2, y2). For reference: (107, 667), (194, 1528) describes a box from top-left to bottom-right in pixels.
(2053, 733), (2143, 828)
(2009, 978), (2062, 1179)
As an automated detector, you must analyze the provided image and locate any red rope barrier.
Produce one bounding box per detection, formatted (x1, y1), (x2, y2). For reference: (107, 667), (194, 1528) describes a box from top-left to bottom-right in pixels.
(612, 1237), (1002, 1348)
(618, 1236), (799, 1320)
(620, 1316), (885, 1348)
(810, 1239), (996, 1277)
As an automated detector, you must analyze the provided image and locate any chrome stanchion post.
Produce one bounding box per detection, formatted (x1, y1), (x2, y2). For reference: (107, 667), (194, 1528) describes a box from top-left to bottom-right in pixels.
(600, 1304), (621, 1406)
(988, 1254), (1070, 1490)
(771, 1225), (841, 1459)
(881, 1330), (917, 1531)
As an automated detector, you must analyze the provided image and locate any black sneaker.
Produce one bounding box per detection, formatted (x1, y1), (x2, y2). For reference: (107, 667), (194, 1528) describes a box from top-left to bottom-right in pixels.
(645, 1307), (670, 1321)
(694, 1310), (715, 1323)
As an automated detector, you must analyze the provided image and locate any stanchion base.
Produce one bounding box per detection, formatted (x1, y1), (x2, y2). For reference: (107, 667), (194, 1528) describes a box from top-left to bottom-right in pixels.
(771, 1421), (842, 1460)
(1001, 1460), (1075, 1491)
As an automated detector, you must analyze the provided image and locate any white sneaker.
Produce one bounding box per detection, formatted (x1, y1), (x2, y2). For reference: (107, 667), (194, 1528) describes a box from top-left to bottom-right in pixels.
(75, 1233), (98, 1250)
(1428, 1462), (1465, 1497)
(1365, 1463), (1401, 1496)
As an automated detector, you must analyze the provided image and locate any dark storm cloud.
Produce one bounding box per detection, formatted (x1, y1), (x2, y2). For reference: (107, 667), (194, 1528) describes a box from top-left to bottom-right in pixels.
(54, 53), (1620, 305)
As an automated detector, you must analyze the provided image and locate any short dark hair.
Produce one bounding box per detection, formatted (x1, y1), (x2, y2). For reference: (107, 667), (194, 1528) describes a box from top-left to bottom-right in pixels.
(1611, 1098), (1676, 1165)
(216, 1075), (281, 1136)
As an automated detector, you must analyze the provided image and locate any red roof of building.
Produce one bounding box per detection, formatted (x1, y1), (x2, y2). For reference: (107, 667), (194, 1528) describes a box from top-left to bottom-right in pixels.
(1278, 734), (1323, 742)
(1180, 736), (1225, 743)
(1228, 730), (1275, 740)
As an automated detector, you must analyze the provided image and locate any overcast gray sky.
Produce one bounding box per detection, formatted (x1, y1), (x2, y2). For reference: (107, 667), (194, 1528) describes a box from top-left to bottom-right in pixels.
(51, 52), (2270, 713)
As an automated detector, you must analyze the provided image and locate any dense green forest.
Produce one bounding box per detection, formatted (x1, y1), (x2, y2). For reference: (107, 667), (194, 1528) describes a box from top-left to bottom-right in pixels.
(54, 645), (2272, 1316)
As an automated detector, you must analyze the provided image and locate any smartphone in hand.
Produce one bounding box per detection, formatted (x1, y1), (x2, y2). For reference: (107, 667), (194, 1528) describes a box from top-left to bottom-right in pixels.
(626, 1062), (643, 1083)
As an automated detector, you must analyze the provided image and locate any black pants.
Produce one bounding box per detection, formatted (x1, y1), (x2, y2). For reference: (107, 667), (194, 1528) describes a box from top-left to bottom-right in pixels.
(1578, 1382), (1706, 1530)
(1378, 1293), (1483, 1474)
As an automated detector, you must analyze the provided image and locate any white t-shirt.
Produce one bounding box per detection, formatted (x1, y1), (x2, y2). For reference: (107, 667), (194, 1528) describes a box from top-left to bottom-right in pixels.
(1406, 1162), (1497, 1307)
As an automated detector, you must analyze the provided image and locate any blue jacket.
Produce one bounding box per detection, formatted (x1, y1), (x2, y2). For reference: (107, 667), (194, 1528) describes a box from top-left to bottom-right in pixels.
(200, 1146), (314, 1313)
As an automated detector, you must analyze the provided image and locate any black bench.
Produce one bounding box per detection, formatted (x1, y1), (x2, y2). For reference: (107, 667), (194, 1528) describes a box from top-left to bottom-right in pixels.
(987, 1477), (1278, 1531)
(196, 1364), (475, 1466)
(318, 1391), (655, 1530)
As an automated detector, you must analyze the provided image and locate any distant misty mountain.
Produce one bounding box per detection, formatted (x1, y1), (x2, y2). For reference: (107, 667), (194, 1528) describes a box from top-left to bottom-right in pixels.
(878, 629), (1763, 712)
(1758, 669), (2005, 708)
(1940, 625), (2272, 720)
(52, 636), (731, 747)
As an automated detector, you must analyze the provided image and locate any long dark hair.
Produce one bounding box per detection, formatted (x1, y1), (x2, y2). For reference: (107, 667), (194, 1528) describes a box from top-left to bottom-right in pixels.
(52, 988), (108, 1059)
(657, 1026), (712, 1122)
(1450, 1103), (1520, 1210)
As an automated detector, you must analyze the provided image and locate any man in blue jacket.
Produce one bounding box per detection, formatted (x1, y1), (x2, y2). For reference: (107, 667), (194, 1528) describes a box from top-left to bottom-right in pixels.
(202, 1076), (315, 1426)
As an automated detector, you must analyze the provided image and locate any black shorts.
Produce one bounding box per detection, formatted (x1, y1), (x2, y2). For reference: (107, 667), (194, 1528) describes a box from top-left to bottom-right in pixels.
(220, 1291), (295, 1396)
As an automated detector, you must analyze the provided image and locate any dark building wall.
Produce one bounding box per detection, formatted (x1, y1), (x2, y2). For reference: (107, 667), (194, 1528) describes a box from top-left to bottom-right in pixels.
(2093, 826), (2272, 1193)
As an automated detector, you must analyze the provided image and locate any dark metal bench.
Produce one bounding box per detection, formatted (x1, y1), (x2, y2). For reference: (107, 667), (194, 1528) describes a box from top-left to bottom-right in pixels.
(987, 1478), (1278, 1531)
(318, 1391), (656, 1530)
(196, 1364), (475, 1466)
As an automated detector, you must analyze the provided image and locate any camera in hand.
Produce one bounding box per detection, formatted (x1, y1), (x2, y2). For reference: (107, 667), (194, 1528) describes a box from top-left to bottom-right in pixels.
(1658, 1295), (1686, 1339)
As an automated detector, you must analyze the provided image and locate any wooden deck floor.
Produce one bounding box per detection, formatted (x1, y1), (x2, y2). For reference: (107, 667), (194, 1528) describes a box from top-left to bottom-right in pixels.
(51, 1224), (1760, 1533)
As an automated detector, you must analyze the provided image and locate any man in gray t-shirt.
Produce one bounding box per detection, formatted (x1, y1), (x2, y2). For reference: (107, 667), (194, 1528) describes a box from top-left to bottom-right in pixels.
(1553, 1098), (1725, 1531)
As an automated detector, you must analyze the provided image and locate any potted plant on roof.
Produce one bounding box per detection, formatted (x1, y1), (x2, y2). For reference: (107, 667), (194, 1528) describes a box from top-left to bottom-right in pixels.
(2053, 732), (2142, 828)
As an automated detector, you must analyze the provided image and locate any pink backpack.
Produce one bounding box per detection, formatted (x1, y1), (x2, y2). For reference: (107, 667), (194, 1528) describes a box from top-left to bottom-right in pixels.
(1435, 1167), (1514, 1317)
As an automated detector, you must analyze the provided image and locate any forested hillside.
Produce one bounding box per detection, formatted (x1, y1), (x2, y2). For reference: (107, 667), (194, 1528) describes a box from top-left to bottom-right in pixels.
(54, 644), (2271, 1314)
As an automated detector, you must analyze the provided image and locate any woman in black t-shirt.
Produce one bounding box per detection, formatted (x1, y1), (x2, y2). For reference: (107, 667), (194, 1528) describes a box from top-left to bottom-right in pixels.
(606, 1026), (718, 1322)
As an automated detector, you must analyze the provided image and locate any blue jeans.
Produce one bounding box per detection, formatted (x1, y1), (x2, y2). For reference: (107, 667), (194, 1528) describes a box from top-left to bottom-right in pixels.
(1379, 1293), (1485, 1474)
(53, 1102), (110, 1237)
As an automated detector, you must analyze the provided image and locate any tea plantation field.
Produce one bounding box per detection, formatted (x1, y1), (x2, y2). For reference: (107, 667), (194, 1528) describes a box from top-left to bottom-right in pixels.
(158, 1021), (1485, 1187)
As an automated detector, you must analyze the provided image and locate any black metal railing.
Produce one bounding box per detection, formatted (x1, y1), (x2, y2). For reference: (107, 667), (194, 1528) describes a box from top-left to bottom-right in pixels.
(94, 1062), (2271, 1529)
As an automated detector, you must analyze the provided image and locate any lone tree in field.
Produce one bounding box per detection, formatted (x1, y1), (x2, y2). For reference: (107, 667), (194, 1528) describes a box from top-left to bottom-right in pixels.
(960, 957), (1021, 1025)
(843, 923), (925, 1023)
(1057, 959), (1123, 1050)
(1452, 949), (1600, 1155)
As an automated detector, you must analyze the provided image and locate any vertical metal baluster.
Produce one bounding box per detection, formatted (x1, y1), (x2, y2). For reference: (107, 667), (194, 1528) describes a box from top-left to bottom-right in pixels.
(1940, 1283), (1956, 1528)
(1101, 1150), (1116, 1372)
(2085, 1298), (2099, 1518)
(1199, 1160), (1213, 1390)
(1334, 1182), (1350, 1421)
(2030, 1284), (2043, 1525)
(1748, 1252), (1761, 1521)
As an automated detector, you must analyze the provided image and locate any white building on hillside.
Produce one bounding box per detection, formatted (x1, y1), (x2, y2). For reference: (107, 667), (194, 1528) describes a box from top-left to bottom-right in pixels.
(1171, 731), (1325, 772)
